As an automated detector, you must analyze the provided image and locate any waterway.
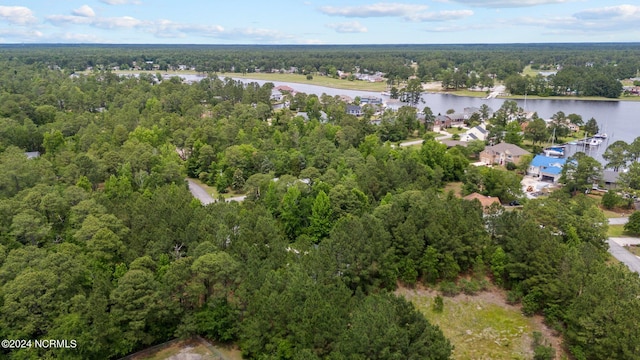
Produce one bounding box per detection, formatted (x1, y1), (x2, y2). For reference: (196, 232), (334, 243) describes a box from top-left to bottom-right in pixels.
(178, 74), (639, 150)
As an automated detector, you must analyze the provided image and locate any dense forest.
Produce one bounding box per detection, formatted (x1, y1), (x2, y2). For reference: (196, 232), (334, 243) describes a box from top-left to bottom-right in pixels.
(2, 43), (638, 98)
(0, 46), (639, 359)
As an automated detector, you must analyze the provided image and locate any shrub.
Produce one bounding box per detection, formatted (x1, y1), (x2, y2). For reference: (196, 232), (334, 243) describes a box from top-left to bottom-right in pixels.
(532, 331), (555, 360)
(432, 295), (444, 313)
(601, 191), (622, 210)
(439, 281), (460, 297)
(460, 279), (481, 295)
(624, 211), (640, 235)
(506, 288), (523, 305)
(506, 161), (517, 171)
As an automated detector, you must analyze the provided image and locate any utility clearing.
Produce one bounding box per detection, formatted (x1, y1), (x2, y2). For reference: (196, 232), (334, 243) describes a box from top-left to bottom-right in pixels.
(398, 286), (566, 360)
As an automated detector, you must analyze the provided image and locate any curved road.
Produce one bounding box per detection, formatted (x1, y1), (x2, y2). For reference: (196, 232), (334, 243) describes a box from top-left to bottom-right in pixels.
(187, 179), (215, 205)
(607, 216), (640, 274)
(608, 240), (640, 274)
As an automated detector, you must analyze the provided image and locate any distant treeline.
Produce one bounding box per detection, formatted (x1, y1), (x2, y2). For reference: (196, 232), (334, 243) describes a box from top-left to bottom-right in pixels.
(2, 43), (639, 85)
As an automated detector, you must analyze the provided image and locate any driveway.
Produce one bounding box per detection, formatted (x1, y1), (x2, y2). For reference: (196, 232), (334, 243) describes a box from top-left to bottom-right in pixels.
(608, 217), (629, 225)
(608, 239), (640, 274)
(187, 179), (246, 204)
(186, 179), (215, 205)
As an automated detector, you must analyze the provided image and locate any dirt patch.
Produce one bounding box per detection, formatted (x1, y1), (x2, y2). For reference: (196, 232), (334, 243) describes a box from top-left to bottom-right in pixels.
(398, 285), (567, 359)
(423, 81), (443, 91)
(129, 337), (242, 360)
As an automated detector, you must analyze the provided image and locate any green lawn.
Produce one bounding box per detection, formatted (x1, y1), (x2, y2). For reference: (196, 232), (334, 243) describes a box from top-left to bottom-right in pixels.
(221, 72), (387, 92)
(608, 224), (631, 237)
(443, 89), (489, 98)
(446, 127), (467, 135)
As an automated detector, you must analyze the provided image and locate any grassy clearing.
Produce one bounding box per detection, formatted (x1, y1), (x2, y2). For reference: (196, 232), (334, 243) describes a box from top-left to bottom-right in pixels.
(136, 338), (244, 360)
(400, 286), (565, 360)
(444, 182), (464, 198)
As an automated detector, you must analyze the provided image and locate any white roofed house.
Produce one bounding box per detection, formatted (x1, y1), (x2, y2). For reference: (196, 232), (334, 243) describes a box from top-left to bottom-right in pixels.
(270, 89), (284, 102)
(461, 124), (488, 142)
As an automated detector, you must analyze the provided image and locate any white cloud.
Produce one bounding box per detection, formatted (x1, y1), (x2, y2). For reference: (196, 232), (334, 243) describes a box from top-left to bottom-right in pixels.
(574, 4), (640, 21)
(99, 0), (141, 5)
(319, 2), (428, 17)
(326, 21), (368, 33)
(449, 0), (571, 7)
(0, 27), (42, 39)
(93, 16), (143, 29)
(47, 14), (143, 29)
(516, 4), (640, 33)
(45, 7), (290, 43)
(423, 23), (502, 32)
(72, 5), (96, 18)
(407, 9), (474, 22)
(58, 32), (105, 43)
(47, 15), (94, 26)
(0, 6), (38, 25)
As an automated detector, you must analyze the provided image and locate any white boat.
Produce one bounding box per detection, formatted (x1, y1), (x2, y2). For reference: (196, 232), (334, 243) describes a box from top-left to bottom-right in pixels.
(593, 133), (607, 139)
(589, 138), (603, 146)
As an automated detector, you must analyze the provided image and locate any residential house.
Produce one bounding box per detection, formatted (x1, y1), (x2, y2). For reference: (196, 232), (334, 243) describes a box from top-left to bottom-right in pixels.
(296, 111), (328, 123)
(346, 105), (363, 116)
(275, 85), (295, 93)
(433, 115), (451, 130)
(360, 96), (383, 105)
(339, 95), (353, 103)
(448, 113), (466, 127)
(480, 142), (530, 166)
(463, 192), (502, 211)
(527, 155), (566, 183)
(270, 89), (284, 102)
(24, 151), (40, 159)
(461, 124), (488, 142)
(602, 170), (620, 190)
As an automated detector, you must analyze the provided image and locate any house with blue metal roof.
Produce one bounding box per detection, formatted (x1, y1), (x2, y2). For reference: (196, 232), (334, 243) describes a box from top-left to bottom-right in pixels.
(527, 155), (567, 183)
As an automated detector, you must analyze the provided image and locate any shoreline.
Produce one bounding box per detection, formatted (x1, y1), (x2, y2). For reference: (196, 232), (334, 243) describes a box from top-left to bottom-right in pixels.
(99, 70), (640, 102)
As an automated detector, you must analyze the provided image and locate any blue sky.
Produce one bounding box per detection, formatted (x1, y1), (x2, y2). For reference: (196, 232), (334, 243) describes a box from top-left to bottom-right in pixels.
(1, 1), (639, 44)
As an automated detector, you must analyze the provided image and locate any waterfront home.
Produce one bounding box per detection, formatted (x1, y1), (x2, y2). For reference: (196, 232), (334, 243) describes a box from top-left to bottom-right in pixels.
(461, 124), (488, 142)
(527, 155), (567, 183)
(480, 143), (530, 166)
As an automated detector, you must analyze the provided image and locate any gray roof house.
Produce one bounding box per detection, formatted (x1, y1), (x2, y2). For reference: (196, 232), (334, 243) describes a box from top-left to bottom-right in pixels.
(346, 105), (363, 116)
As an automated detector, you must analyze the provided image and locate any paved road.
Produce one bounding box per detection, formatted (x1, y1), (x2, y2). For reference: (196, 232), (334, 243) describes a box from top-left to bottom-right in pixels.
(397, 131), (452, 148)
(608, 239), (640, 274)
(186, 179), (246, 204)
(608, 217), (629, 225)
(186, 179), (215, 205)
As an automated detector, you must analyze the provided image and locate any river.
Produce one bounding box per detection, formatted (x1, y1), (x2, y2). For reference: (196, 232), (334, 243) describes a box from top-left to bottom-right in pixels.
(178, 74), (639, 149)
